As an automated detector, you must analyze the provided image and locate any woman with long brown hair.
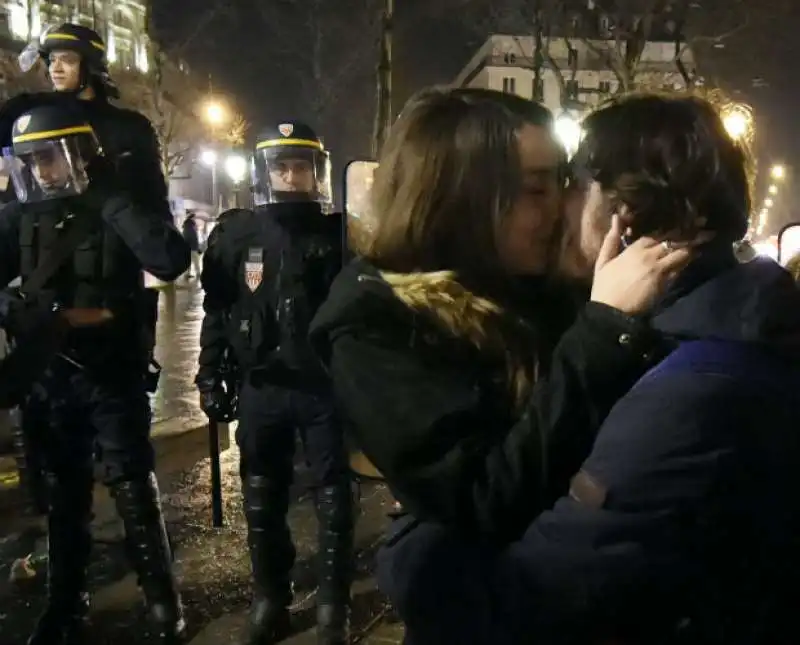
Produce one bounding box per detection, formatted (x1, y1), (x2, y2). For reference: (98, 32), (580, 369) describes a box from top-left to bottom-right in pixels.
(310, 86), (691, 545)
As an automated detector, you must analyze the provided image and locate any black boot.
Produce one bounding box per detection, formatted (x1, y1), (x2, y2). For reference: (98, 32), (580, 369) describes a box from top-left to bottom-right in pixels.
(110, 473), (186, 644)
(14, 410), (48, 515)
(242, 474), (295, 645)
(28, 471), (93, 645)
(315, 483), (354, 645)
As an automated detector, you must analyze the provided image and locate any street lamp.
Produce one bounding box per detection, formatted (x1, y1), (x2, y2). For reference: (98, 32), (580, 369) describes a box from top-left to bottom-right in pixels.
(200, 148), (220, 214)
(721, 103), (753, 141)
(224, 154), (248, 207)
(554, 114), (582, 156)
(768, 184), (778, 195)
(199, 149), (217, 167)
(771, 164), (786, 180)
(764, 198), (774, 208)
(203, 100), (227, 127)
(224, 154), (247, 184)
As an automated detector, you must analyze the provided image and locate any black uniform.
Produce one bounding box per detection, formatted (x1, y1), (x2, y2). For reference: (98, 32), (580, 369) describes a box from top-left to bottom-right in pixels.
(196, 122), (352, 645)
(0, 291), (71, 408)
(1, 104), (190, 645)
(35, 22), (171, 382)
(8, 26), (171, 518)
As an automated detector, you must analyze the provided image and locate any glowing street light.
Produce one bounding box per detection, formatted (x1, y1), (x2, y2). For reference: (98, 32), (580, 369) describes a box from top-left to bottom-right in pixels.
(224, 154), (247, 184)
(764, 198), (774, 208)
(203, 100), (228, 126)
(554, 113), (582, 156)
(771, 164), (786, 180)
(224, 154), (248, 207)
(721, 103), (753, 141)
(199, 149), (217, 166)
(768, 184), (778, 195)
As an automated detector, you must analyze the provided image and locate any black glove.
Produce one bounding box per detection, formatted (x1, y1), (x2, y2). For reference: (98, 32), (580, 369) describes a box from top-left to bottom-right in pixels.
(0, 289), (69, 407)
(198, 381), (235, 422)
(0, 288), (59, 337)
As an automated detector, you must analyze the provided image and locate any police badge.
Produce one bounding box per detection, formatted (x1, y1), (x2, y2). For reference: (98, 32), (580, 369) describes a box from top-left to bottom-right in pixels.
(15, 114), (31, 133)
(244, 247), (264, 292)
(278, 123), (294, 137)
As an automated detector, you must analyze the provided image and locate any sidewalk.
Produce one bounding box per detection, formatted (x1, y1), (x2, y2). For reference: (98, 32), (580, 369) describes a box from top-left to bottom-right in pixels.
(0, 283), (208, 518)
(0, 417), (221, 539)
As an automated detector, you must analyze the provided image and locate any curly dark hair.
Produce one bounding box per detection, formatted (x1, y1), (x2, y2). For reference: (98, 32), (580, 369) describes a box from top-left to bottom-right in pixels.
(574, 93), (751, 242)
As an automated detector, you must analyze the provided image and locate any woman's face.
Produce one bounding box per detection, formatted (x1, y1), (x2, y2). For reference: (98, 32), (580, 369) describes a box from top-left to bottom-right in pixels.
(496, 124), (562, 276)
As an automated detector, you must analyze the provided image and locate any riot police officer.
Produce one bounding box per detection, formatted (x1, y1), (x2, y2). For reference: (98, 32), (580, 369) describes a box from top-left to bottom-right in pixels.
(22, 21), (170, 382)
(196, 122), (352, 645)
(0, 105), (190, 643)
(10, 23), (168, 517)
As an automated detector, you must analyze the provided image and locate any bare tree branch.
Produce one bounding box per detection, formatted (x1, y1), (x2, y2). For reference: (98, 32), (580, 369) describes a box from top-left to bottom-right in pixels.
(250, 0), (383, 131)
(115, 45), (248, 178)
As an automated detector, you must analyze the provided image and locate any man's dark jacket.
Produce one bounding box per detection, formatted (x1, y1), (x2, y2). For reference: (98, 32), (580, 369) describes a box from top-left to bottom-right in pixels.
(376, 246), (800, 645)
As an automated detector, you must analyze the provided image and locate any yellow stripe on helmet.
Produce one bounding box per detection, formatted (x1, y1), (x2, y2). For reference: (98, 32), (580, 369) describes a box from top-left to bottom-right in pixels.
(45, 33), (105, 51)
(256, 138), (323, 150)
(13, 125), (95, 144)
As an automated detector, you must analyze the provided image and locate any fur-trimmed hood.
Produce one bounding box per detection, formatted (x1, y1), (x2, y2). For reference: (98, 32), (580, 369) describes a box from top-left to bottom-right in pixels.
(309, 258), (580, 481)
(310, 259), (548, 407)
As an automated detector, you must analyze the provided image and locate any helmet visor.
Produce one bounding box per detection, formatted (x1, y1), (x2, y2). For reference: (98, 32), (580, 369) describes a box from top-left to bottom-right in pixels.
(252, 146), (332, 208)
(6, 136), (93, 203)
(18, 24), (57, 72)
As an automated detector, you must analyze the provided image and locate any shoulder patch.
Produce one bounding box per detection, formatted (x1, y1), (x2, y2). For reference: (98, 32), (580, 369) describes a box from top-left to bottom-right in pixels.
(244, 247), (264, 292)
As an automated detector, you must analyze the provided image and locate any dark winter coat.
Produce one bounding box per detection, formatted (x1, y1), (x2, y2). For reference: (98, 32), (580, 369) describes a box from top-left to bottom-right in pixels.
(310, 258), (661, 545)
(374, 246), (800, 645)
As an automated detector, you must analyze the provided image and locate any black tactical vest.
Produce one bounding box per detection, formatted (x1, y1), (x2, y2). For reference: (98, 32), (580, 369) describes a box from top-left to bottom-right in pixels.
(224, 210), (340, 378)
(19, 202), (140, 309)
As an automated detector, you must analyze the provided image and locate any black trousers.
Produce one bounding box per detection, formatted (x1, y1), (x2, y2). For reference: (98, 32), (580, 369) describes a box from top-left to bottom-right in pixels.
(236, 379), (348, 487)
(25, 357), (154, 486)
(236, 377), (353, 610)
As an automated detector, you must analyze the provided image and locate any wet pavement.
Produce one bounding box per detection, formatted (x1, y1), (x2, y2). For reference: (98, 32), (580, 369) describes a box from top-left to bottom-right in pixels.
(151, 281), (207, 433)
(0, 434), (402, 644)
(0, 280), (403, 643)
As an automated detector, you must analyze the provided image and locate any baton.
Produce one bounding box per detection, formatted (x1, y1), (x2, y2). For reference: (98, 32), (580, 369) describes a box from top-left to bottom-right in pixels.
(208, 418), (224, 527)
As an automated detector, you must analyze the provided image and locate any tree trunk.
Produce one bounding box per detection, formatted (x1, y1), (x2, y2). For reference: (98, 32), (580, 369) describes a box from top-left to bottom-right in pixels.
(371, 0), (393, 158)
(309, 0), (325, 128)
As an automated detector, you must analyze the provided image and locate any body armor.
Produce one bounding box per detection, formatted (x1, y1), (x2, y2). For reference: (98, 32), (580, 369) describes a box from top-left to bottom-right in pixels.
(19, 203), (140, 309)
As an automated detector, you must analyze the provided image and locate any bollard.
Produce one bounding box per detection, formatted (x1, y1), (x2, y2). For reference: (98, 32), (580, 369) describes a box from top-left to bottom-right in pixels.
(208, 419), (224, 527)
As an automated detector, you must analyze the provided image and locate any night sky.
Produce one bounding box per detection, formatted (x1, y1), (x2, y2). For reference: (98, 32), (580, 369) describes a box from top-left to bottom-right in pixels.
(153, 0), (800, 231)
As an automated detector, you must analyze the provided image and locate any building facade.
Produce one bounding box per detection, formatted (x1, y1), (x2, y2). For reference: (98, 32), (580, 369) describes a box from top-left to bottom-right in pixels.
(454, 6), (696, 118)
(0, 0), (150, 72)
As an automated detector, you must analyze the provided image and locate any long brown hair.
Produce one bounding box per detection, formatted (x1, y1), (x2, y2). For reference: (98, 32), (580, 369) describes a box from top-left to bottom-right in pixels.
(362, 86), (556, 281)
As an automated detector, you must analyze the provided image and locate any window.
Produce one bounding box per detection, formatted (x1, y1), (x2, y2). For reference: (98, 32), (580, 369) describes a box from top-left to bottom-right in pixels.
(567, 48), (578, 68)
(503, 52), (516, 64)
(532, 78), (544, 101)
(599, 81), (611, 94)
(565, 80), (579, 99)
(502, 77), (516, 94)
(599, 14), (611, 34)
(117, 44), (133, 69)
